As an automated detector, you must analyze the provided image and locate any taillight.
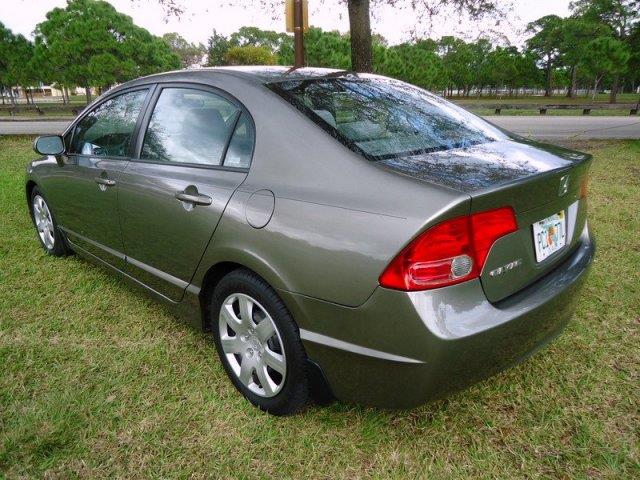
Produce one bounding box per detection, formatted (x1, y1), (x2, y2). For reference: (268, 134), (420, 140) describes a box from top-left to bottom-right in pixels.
(379, 207), (517, 291)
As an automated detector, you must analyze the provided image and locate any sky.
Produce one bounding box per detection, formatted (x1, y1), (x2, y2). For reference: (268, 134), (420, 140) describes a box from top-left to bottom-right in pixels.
(1, 0), (571, 46)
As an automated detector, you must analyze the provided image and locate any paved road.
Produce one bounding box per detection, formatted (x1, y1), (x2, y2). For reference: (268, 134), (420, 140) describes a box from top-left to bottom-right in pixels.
(0, 119), (73, 135)
(489, 116), (640, 139)
(1, 116), (639, 139)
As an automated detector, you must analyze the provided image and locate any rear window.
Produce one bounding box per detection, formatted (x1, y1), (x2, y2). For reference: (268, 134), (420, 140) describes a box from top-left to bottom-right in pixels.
(269, 75), (505, 160)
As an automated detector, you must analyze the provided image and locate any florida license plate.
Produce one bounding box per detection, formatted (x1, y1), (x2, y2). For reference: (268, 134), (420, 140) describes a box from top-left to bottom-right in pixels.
(533, 211), (566, 262)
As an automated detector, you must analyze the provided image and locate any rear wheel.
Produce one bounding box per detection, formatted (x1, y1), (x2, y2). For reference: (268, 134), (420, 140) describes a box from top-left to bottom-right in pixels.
(30, 187), (69, 257)
(210, 269), (309, 415)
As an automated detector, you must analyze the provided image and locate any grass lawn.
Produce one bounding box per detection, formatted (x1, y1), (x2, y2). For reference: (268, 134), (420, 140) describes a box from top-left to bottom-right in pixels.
(1, 136), (638, 478)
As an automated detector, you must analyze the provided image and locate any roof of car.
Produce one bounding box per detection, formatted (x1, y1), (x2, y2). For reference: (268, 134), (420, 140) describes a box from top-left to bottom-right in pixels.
(131, 66), (349, 86)
(203, 66), (345, 81)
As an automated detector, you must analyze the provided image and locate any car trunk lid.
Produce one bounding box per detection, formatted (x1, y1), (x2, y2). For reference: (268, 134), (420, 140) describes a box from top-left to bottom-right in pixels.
(379, 138), (592, 302)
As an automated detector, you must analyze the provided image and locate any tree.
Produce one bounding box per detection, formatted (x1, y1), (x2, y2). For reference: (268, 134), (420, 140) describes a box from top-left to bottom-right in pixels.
(571, 0), (639, 101)
(8, 34), (37, 104)
(0, 23), (15, 104)
(526, 15), (565, 96)
(582, 35), (630, 99)
(162, 32), (205, 68)
(0, 23), (39, 105)
(628, 22), (640, 94)
(439, 36), (474, 96)
(557, 17), (610, 97)
(375, 41), (444, 91)
(35, 0), (179, 103)
(229, 26), (290, 53)
(225, 45), (278, 65)
(150, 0), (509, 72)
(486, 46), (523, 96)
(206, 29), (230, 66)
(297, 28), (350, 69)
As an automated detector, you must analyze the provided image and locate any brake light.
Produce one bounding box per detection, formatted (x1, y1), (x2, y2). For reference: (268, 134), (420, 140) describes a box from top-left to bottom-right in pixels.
(379, 207), (517, 291)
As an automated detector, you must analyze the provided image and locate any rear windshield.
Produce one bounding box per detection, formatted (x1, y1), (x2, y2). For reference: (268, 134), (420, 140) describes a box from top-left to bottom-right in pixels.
(269, 75), (506, 160)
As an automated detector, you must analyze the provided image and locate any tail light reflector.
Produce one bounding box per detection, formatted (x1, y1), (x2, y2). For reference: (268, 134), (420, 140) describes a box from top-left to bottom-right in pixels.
(379, 207), (517, 291)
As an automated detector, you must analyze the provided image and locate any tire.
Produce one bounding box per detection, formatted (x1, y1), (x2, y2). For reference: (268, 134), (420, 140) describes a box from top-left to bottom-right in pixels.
(29, 187), (70, 257)
(210, 269), (310, 415)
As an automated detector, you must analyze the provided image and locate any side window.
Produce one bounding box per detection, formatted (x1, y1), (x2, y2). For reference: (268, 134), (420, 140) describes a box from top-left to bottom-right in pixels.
(70, 89), (148, 157)
(141, 88), (239, 166)
(223, 112), (255, 168)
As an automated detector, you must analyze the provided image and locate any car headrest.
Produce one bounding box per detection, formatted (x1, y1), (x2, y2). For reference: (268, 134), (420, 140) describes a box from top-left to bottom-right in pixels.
(337, 120), (385, 142)
(313, 109), (337, 128)
(184, 108), (226, 134)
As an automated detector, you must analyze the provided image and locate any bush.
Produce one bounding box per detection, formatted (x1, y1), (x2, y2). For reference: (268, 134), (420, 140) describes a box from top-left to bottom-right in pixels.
(224, 45), (277, 66)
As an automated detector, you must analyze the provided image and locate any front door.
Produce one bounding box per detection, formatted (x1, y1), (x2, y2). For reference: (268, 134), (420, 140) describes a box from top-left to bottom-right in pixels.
(118, 86), (254, 301)
(54, 88), (151, 269)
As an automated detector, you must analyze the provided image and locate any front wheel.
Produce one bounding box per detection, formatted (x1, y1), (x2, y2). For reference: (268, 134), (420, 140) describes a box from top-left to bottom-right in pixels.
(210, 269), (310, 415)
(30, 187), (69, 257)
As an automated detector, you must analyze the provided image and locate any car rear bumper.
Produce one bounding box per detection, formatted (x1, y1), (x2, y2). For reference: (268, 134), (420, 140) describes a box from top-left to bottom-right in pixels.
(280, 223), (595, 408)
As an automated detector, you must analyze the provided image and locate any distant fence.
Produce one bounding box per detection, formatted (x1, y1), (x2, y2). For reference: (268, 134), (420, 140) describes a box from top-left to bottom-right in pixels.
(467, 103), (639, 115)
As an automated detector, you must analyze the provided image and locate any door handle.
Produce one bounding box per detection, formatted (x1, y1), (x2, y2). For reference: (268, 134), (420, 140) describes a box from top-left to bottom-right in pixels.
(94, 177), (116, 187)
(175, 191), (212, 206)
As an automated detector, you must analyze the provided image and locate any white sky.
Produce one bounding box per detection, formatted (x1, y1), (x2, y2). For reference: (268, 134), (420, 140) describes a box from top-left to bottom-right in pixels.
(2, 0), (571, 46)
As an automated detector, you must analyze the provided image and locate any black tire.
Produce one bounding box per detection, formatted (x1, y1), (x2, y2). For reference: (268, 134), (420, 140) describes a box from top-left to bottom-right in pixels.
(29, 186), (70, 257)
(210, 269), (310, 415)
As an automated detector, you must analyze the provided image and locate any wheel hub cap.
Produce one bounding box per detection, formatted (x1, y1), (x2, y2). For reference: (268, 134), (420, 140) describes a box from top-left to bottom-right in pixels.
(218, 293), (287, 397)
(32, 195), (55, 250)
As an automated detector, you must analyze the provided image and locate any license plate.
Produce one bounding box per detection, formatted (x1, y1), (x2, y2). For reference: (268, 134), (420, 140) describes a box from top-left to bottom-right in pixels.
(532, 211), (566, 262)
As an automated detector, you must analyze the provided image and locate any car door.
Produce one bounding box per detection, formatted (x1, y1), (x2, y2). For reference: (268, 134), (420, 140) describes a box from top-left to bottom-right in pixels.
(117, 84), (254, 301)
(52, 87), (151, 270)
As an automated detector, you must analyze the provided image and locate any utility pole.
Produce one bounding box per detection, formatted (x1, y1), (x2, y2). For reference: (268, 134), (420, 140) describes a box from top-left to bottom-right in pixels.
(286, 0), (307, 68)
(293, 0), (305, 68)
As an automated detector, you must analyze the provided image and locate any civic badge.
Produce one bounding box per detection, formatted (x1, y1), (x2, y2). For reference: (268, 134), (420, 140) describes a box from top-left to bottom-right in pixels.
(558, 175), (569, 197)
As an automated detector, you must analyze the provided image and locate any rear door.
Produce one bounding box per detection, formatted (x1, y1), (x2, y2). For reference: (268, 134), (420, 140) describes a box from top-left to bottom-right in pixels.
(52, 87), (151, 270)
(117, 84), (254, 301)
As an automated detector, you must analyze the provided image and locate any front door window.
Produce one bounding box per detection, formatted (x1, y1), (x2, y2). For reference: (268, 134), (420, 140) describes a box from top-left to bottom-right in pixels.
(70, 90), (148, 158)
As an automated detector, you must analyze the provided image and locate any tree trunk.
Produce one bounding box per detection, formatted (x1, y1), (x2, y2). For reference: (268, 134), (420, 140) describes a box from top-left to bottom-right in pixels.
(592, 76), (601, 101)
(567, 66), (577, 98)
(609, 74), (619, 103)
(544, 61), (553, 97)
(85, 86), (91, 104)
(348, 0), (372, 72)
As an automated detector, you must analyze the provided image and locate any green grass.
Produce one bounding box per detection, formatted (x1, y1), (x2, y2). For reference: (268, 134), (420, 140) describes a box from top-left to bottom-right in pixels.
(1, 136), (639, 478)
(0, 112), (75, 119)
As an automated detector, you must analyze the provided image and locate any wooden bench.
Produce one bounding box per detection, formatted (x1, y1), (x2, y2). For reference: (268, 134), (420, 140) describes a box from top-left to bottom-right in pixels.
(463, 102), (639, 116)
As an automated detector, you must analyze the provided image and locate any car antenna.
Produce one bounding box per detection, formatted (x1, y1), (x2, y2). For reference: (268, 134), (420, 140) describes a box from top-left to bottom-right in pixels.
(282, 65), (303, 77)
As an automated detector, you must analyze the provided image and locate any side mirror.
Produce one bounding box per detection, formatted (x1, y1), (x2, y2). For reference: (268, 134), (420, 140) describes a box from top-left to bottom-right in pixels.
(33, 135), (66, 166)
